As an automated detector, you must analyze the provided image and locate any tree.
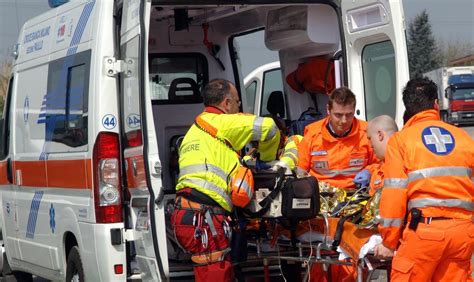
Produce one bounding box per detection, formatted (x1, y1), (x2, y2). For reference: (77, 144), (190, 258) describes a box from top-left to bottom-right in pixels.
(0, 59), (12, 115)
(438, 39), (474, 66)
(406, 10), (441, 78)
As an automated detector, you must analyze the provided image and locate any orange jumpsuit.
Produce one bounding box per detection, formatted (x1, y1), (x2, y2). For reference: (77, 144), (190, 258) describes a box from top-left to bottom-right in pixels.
(379, 109), (474, 281)
(369, 162), (385, 196)
(298, 116), (379, 190)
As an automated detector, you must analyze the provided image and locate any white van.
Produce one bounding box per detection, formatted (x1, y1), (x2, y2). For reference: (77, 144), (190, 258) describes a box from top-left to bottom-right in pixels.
(0, 0), (409, 280)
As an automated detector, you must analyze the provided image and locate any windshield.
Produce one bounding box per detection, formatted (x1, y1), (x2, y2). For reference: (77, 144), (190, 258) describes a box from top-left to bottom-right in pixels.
(452, 88), (474, 100)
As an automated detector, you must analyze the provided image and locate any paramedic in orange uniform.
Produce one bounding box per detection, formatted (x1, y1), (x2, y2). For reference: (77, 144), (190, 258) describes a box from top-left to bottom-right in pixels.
(171, 79), (280, 282)
(374, 78), (474, 281)
(297, 86), (379, 189)
(366, 115), (398, 195)
(300, 87), (379, 282)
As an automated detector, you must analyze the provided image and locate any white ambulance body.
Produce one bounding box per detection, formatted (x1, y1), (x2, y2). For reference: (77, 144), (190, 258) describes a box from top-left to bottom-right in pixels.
(0, 0), (409, 281)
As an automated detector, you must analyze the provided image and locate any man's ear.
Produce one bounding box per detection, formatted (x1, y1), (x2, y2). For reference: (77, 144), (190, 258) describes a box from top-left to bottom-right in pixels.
(326, 104), (330, 116)
(378, 130), (384, 142)
(434, 98), (440, 111)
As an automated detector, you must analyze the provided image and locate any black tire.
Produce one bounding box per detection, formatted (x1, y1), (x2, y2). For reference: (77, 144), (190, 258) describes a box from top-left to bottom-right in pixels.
(2, 253), (33, 282)
(66, 246), (84, 282)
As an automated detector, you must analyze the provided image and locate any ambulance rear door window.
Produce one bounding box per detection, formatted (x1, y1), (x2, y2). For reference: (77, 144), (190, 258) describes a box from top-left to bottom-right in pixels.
(149, 53), (208, 104)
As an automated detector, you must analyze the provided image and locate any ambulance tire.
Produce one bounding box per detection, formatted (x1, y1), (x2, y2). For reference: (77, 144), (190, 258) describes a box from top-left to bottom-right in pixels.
(2, 253), (33, 281)
(66, 246), (84, 281)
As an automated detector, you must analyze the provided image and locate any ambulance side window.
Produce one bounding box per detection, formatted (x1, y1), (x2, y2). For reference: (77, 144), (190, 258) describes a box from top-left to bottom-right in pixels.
(0, 77), (13, 159)
(47, 50), (90, 149)
(362, 41), (396, 120)
(244, 81), (257, 113)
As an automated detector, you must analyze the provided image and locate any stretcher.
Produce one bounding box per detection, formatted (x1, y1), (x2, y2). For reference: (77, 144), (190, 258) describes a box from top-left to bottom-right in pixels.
(243, 168), (391, 281)
(245, 214), (392, 282)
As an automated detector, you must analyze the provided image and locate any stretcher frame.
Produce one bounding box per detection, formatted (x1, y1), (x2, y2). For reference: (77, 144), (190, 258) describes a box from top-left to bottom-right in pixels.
(245, 212), (392, 282)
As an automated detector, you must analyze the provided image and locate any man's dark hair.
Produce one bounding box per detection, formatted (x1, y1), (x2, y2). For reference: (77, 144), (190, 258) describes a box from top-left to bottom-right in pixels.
(328, 87), (356, 109)
(402, 77), (438, 121)
(202, 79), (232, 106)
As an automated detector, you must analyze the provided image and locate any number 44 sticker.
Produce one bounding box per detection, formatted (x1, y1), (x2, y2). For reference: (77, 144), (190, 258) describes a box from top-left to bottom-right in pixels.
(102, 114), (117, 130)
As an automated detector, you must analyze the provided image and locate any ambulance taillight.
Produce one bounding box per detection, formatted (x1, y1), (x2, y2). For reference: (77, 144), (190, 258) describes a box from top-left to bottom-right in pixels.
(93, 132), (123, 223)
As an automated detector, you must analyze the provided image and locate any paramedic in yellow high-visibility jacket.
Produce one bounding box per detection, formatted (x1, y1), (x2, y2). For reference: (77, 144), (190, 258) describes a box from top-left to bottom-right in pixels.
(171, 79), (280, 282)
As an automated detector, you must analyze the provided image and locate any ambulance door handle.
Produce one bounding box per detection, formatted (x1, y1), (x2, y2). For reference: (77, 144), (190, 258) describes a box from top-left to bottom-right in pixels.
(132, 159), (137, 176)
(6, 158), (12, 183)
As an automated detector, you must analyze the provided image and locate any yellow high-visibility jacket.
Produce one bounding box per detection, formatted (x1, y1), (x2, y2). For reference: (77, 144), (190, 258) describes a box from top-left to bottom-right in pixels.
(280, 135), (303, 170)
(176, 107), (280, 211)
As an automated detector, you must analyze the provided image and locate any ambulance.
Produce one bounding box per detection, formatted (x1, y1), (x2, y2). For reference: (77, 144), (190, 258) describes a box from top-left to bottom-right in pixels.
(0, 0), (409, 280)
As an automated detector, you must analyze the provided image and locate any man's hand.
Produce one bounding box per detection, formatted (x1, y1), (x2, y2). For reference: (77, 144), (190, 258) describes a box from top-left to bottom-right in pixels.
(271, 161), (291, 174)
(295, 167), (309, 178)
(374, 243), (394, 259)
(353, 169), (371, 187)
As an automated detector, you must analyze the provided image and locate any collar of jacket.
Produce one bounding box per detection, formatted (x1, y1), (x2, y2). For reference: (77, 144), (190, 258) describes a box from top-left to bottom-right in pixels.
(204, 106), (225, 114)
(404, 109), (440, 128)
(320, 116), (363, 142)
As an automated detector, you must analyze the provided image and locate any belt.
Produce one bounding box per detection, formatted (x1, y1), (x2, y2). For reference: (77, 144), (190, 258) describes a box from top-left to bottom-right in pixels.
(175, 196), (227, 215)
(419, 216), (452, 224)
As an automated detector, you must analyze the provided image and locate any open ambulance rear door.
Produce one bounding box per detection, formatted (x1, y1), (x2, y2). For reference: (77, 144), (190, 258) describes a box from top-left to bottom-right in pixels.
(118, 0), (167, 280)
(340, 0), (409, 126)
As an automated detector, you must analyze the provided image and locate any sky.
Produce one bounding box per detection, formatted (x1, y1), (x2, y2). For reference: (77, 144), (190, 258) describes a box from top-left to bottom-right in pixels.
(0, 0), (473, 68)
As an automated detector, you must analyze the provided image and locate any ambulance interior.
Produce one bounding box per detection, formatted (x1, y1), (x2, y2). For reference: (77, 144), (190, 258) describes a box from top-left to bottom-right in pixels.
(146, 3), (346, 277)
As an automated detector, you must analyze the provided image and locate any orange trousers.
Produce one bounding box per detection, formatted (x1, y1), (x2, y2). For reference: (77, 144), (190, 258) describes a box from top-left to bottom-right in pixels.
(391, 219), (473, 281)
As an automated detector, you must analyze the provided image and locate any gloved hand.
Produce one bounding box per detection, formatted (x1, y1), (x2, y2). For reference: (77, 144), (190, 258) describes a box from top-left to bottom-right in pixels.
(295, 167), (309, 178)
(353, 169), (371, 187)
(256, 159), (271, 171)
(271, 161), (291, 175)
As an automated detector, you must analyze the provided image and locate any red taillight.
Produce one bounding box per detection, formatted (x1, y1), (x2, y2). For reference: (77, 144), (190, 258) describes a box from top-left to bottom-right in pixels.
(126, 130), (142, 147)
(93, 132), (123, 223)
(114, 264), (124, 274)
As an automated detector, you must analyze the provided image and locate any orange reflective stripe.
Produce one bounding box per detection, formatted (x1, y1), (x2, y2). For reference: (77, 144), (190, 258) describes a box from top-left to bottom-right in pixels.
(191, 248), (230, 265)
(195, 115), (218, 138)
(4, 160), (92, 189)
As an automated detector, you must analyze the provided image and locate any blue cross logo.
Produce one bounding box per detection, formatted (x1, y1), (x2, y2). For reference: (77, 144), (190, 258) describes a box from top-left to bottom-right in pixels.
(49, 204), (56, 233)
(422, 126), (455, 155)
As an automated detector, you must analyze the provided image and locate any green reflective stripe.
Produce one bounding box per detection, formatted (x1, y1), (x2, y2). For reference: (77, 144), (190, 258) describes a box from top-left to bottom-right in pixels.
(408, 198), (473, 211)
(285, 148), (298, 156)
(264, 122), (278, 142)
(408, 167), (471, 183)
(252, 117), (264, 141)
(379, 217), (403, 227)
(183, 178), (233, 209)
(179, 164), (228, 182)
(235, 179), (252, 199)
(384, 178), (408, 189)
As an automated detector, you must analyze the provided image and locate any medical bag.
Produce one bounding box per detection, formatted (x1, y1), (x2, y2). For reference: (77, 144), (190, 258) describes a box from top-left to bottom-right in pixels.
(281, 176), (320, 220)
(245, 168), (320, 220)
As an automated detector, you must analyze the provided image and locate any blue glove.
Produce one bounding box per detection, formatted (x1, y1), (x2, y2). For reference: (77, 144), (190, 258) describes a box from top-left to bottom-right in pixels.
(256, 159), (271, 171)
(353, 169), (371, 187)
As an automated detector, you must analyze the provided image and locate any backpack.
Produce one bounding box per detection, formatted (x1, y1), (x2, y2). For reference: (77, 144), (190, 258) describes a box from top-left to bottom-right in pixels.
(289, 107), (323, 136)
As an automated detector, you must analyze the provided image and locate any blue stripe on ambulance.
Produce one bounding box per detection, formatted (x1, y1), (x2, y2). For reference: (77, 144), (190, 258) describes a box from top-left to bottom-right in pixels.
(38, 0), (95, 161)
(26, 191), (44, 239)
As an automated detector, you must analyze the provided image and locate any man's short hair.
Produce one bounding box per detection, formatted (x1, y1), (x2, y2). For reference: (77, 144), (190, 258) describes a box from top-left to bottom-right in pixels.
(202, 79), (232, 106)
(369, 115), (398, 136)
(402, 77), (438, 121)
(328, 87), (356, 109)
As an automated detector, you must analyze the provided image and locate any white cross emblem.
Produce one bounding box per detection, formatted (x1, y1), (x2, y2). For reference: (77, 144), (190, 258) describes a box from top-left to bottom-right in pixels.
(423, 127), (453, 153)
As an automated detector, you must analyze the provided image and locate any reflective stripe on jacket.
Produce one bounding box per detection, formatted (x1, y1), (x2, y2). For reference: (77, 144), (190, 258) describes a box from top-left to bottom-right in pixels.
(280, 135), (303, 170)
(176, 109), (280, 211)
(369, 162), (385, 196)
(297, 116), (379, 189)
(378, 109), (474, 249)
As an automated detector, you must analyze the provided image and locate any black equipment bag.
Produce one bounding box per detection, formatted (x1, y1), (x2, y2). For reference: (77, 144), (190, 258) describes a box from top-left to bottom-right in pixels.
(281, 176), (320, 220)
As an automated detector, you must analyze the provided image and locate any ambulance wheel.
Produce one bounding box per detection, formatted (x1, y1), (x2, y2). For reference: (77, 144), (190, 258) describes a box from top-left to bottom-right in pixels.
(2, 253), (33, 281)
(66, 246), (84, 282)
